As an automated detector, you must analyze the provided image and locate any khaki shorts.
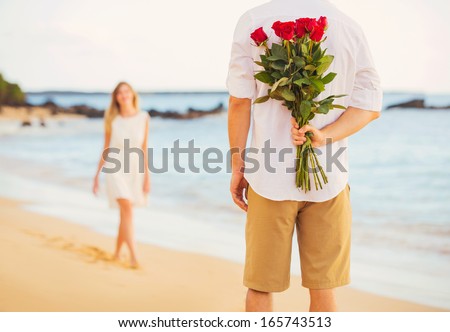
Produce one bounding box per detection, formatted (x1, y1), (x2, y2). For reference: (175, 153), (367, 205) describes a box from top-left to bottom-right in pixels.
(244, 184), (352, 292)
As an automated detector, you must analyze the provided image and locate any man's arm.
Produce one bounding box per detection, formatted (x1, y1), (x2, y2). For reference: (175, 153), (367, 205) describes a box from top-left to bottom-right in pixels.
(228, 96), (252, 211)
(291, 106), (380, 147)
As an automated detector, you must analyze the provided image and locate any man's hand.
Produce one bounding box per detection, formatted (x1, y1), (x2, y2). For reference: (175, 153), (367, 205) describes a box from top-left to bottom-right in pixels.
(230, 171), (249, 212)
(228, 95), (251, 212)
(290, 117), (326, 148)
(291, 107), (381, 148)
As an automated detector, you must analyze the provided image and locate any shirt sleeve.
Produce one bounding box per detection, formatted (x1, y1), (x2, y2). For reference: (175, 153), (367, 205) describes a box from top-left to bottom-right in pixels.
(349, 30), (383, 112)
(226, 12), (257, 100)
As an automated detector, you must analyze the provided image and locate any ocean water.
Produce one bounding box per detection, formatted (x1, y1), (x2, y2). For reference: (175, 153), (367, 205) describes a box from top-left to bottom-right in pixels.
(25, 91), (450, 112)
(0, 92), (450, 309)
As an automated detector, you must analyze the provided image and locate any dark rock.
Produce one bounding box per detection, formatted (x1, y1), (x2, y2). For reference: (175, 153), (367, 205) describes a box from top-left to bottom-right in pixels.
(387, 98), (450, 110)
(68, 104), (103, 118)
(21, 120), (32, 127)
(40, 99), (59, 108)
(147, 103), (224, 119)
(387, 99), (425, 109)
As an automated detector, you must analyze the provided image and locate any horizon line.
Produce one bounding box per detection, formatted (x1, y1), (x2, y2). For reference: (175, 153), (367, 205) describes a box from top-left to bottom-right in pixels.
(24, 89), (450, 96)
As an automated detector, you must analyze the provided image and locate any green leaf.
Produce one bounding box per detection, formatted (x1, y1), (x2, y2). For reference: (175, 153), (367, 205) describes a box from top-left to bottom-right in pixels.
(300, 100), (311, 119)
(318, 55), (334, 64)
(317, 104), (330, 114)
(304, 64), (316, 71)
(312, 42), (320, 53)
(331, 104), (347, 110)
(312, 47), (322, 62)
(322, 72), (337, 84)
(301, 43), (309, 56)
(254, 71), (273, 84)
(270, 60), (286, 71)
(267, 55), (285, 62)
(271, 72), (282, 79)
(310, 78), (325, 92)
(254, 61), (265, 67)
(271, 77), (289, 92)
(279, 77), (290, 86)
(320, 98), (333, 105)
(281, 88), (296, 101)
(316, 62), (332, 75)
(293, 56), (305, 68)
(271, 43), (288, 61)
(253, 95), (270, 104)
(293, 78), (309, 87)
(269, 89), (284, 100)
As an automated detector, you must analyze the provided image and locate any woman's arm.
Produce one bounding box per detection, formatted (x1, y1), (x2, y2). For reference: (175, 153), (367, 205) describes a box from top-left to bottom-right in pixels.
(142, 115), (150, 194)
(93, 131), (111, 195)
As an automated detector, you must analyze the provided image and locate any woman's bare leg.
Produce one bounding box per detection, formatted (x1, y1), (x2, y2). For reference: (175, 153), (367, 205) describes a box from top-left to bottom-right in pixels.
(115, 198), (139, 267)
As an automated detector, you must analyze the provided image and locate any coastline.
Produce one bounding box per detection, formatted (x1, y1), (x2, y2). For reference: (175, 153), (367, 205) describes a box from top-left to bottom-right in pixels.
(0, 106), (85, 122)
(0, 196), (445, 312)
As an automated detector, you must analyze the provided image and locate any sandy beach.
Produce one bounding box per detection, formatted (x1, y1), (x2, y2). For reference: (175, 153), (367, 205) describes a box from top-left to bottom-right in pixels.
(0, 197), (444, 312)
(0, 106), (85, 122)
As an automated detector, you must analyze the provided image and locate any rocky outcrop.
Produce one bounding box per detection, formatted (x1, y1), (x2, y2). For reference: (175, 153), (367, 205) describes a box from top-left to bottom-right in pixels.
(39, 100), (225, 119)
(41, 101), (104, 118)
(147, 103), (224, 119)
(68, 104), (104, 118)
(387, 99), (450, 110)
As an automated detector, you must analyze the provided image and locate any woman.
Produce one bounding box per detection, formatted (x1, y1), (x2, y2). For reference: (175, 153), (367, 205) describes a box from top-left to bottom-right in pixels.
(93, 82), (150, 268)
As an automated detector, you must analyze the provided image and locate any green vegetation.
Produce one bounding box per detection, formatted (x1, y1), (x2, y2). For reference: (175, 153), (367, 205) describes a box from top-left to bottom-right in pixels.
(0, 73), (26, 106)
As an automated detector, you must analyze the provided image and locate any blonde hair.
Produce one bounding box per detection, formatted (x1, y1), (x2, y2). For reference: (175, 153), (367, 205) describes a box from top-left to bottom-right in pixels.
(104, 81), (140, 134)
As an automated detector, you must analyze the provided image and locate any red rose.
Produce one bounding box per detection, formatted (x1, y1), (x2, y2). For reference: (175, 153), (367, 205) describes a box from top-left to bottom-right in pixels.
(310, 25), (325, 42)
(271, 21), (282, 37)
(303, 18), (317, 32)
(317, 16), (328, 30)
(272, 20), (295, 40)
(250, 27), (268, 46)
(295, 18), (308, 38)
(295, 17), (321, 38)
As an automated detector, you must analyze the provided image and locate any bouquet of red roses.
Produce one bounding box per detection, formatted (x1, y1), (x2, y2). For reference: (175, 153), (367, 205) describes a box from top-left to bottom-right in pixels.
(250, 16), (345, 192)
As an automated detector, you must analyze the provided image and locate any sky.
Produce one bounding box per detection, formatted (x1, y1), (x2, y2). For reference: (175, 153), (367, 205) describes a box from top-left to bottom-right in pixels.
(0, 0), (449, 93)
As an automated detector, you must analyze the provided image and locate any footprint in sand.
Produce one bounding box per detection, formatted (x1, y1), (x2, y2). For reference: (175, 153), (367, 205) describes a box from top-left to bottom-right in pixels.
(21, 229), (138, 270)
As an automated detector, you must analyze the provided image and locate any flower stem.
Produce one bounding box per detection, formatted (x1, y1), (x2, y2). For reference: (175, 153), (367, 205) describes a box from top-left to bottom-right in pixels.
(312, 149), (328, 184)
(308, 147), (319, 190)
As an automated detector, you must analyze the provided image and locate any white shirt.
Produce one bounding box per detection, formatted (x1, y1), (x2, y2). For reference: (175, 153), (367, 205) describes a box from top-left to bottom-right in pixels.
(226, 0), (383, 202)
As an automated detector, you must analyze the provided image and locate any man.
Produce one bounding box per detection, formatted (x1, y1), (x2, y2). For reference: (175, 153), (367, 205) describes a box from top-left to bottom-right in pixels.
(227, 0), (382, 312)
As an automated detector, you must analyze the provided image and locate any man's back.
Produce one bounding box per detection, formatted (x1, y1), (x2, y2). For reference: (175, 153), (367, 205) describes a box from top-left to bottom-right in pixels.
(227, 0), (382, 202)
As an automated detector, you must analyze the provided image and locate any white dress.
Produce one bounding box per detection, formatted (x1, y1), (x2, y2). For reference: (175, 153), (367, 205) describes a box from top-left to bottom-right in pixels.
(105, 111), (150, 208)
